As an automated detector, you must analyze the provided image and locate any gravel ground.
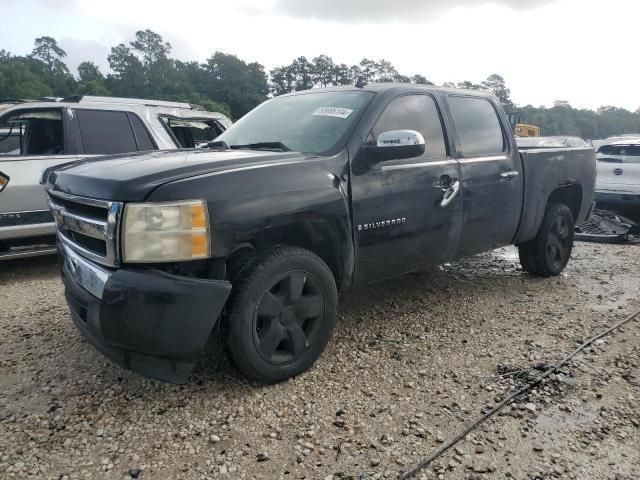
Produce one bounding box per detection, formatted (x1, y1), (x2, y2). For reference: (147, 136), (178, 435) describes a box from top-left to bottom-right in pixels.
(0, 241), (639, 480)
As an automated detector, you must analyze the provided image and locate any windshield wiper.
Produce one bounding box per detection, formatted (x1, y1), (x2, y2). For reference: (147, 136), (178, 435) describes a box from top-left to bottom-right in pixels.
(229, 142), (291, 152)
(202, 140), (229, 150)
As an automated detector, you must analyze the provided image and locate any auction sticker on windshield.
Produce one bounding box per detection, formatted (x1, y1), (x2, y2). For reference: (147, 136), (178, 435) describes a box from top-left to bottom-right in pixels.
(312, 107), (354, 119)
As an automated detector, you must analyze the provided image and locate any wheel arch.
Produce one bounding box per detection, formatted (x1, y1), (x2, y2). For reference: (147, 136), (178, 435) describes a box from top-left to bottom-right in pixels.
(547, 183), (583, 221)
(225, 218), (353, 291)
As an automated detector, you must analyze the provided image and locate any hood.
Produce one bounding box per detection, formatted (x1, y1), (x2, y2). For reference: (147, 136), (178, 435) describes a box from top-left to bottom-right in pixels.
(43, 149), (309, 201)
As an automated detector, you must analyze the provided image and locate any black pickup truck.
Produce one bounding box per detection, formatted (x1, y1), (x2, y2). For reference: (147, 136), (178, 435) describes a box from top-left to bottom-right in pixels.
(43, 84), (596, 383)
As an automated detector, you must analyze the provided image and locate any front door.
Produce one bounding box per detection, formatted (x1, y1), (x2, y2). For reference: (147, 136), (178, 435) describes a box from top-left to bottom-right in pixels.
(0, 108), (77, 236)
(350, 93), (463, 283)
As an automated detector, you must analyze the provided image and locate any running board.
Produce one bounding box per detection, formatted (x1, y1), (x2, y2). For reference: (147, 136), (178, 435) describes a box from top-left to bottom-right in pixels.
(0, 245), (57, 261)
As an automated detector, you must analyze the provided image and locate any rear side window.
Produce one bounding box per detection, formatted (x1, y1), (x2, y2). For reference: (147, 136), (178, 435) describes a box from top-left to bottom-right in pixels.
(372, 94), (447, 160)
(129, 114), (156, 151)
(449, 96), (505, 156)
(76, 110), (138, 155)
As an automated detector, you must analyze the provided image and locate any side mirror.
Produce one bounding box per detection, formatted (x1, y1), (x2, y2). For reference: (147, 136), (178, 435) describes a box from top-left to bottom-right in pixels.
(365, 129), (426, 163)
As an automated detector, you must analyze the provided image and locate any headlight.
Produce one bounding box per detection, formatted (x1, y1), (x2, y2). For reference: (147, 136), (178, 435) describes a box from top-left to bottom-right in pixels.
(122, 200), (210, 263)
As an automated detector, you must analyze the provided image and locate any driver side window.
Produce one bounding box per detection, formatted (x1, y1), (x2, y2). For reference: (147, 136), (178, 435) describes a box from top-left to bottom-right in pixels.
(371, 94), (448, 161)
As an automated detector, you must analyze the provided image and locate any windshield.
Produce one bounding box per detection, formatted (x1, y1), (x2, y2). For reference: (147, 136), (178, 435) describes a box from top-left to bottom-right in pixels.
(216, 91), (374, 155)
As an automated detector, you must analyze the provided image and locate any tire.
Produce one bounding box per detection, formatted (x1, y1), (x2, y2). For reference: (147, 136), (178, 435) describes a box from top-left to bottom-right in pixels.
(224, 246), (338, 383)
(518, 203), (575, 277)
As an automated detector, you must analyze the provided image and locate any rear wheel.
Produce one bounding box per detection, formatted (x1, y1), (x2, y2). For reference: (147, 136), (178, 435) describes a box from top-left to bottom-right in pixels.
(224, 246), (337, 383)
(518, 203), (575, 277)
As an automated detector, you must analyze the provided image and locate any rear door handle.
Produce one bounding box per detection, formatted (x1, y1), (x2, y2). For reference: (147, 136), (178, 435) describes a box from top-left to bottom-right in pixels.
(440, 179), (461, 207)
(500, 171), (519, 181)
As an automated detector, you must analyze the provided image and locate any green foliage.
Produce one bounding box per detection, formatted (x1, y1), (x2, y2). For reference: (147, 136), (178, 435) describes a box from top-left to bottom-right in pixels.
(481, 74), (513, 110)
(77, 62), (108, 95)
(269, 56), (434, 95)
(519, 103), (640, 139)
(1, 33), (640, 138)
(0, 53), (51, 99)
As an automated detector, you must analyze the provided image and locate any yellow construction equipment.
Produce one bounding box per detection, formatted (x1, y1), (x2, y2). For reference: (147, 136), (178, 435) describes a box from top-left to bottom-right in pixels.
(515, 123), (541, 137)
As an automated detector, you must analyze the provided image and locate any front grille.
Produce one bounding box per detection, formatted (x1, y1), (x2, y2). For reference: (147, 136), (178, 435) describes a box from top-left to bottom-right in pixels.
(63, 228), (107, 256)
(47, 191), (123, 267)
(54, 197), (109, 221)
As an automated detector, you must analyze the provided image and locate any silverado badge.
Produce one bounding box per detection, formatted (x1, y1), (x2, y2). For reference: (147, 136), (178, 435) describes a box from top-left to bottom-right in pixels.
(358, 218), (406, 231)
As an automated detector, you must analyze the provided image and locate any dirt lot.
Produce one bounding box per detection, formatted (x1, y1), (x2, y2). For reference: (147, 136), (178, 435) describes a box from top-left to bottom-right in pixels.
(1, 241), (638, 480)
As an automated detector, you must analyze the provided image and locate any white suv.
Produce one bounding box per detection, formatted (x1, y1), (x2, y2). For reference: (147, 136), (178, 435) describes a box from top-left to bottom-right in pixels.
(0, 96), (231, 259)
(594, 138), (640, 207)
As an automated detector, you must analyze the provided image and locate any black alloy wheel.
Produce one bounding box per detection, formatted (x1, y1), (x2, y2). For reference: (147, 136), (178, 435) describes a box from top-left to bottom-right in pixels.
(546, 215), (572, 271)
(518, 203), (575, 277)
(253, 271), (325, 365)
(225, 246), (338, 383)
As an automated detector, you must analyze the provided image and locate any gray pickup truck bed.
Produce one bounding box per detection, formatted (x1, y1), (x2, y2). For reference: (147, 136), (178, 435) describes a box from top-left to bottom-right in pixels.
(515, 147), (596, 244)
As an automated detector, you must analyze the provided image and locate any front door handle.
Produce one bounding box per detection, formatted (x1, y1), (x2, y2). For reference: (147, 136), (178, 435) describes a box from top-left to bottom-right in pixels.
(440, 179), (461, 207)
(500, 170), (519, 181)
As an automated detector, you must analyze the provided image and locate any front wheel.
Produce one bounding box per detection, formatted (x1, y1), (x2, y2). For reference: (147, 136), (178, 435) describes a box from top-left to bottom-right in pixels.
(518, 203), (575, 277)
(224, 246), (338, 383)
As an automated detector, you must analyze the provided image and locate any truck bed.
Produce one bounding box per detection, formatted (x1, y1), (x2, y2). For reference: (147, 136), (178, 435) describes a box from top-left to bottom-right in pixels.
(514, 147), (596, 244)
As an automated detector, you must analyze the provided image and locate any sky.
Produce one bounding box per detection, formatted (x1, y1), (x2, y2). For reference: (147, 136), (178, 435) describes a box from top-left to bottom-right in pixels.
(1, 0), (638, 111)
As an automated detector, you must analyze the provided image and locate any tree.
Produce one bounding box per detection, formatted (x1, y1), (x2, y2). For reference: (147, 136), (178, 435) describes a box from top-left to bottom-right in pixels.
(30, 36), (75, 96)
(31, 36), (68, 76)
(130, 29), (171, 66)
(291, 56), (314, 91)
(456, 80), (482, 90)
(107, 43), (147, 97)
(312, 55), (334, 88)
(331, 63), (352, 86)
(204, 52), (268, 118)
(358, 58), (380, 82)
(129, 30), (176, 98)
(411, 74), (433, 85)
(481, 74), (513, 110)
(77, 61), (108, 95)
(270, 66), (295, 96)
(377, 59), (398, 82)
(0, 55), (52, 99)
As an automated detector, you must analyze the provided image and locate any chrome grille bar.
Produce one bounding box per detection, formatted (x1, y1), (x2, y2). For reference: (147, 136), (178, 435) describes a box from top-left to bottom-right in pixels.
(47, 190), (123, 267)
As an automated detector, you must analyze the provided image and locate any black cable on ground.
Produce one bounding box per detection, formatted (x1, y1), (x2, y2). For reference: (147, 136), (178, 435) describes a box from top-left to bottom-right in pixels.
(398, 307), (640, 480)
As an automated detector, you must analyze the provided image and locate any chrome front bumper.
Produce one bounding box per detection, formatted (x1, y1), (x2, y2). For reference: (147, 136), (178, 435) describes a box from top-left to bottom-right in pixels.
(61, 243), (111, 299)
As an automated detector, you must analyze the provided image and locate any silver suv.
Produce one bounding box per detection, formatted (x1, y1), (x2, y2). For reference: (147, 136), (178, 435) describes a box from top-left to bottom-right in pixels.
(0, 96), (231, 260)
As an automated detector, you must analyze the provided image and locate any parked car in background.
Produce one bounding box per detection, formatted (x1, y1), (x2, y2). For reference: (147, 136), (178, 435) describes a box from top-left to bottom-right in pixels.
(0, 96), (231, 260)
(43, 83), (596, 384)
(516, 136), (589, 149)
(591, 134), (640, 152)
(594, 138), (640, 207)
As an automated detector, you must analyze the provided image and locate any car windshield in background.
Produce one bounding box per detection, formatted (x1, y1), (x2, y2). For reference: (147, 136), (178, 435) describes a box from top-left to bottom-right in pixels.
(598, 144), (640, 156)
(216, 91), (374, 155)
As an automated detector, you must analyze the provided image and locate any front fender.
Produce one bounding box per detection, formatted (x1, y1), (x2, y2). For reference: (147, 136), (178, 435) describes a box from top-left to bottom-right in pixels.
(147, 155), (354, 289)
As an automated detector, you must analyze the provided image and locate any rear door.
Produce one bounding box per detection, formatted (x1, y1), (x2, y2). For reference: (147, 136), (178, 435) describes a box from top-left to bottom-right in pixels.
(447, 95), (523, 257)
(0, 108), (78, 237)
(351, 93), (463, 283)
